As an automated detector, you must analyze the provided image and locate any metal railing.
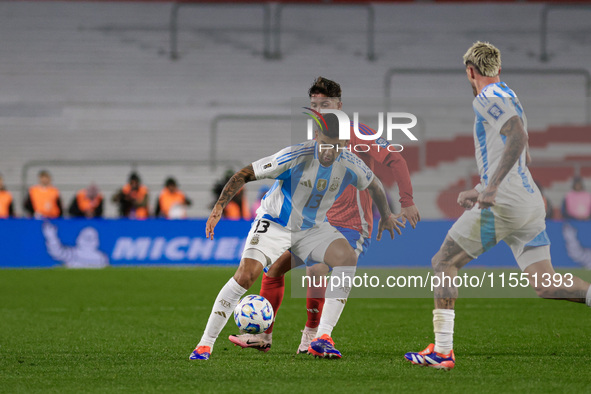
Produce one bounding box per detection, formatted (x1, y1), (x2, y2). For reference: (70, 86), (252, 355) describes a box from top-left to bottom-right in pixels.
(271, 2), (375, 61)
(384, 67), (591, 123)
(170, 1), (376, 61)
(540, 4), (591, 62)
(209, 112), (426, 173)
(209, 114), (292, 169)
(169, 2), (273, 60)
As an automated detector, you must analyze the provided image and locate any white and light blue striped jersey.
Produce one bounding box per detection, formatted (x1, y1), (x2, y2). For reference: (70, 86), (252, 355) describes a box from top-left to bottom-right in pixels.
(252, 140), (375, 231)
(472, 82), (543, 207)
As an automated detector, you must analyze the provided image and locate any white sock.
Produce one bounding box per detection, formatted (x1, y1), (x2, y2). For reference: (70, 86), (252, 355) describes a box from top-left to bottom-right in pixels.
(198, 278), (247, 351)
(303, 325), (317, 333)
(433, 309), (455, 354)
(317, 266), (356, 338)
(586, 285), (591, 308)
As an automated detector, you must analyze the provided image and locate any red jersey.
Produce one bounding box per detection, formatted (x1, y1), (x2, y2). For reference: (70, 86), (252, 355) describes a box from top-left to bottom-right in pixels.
(326, 122), (414, 238)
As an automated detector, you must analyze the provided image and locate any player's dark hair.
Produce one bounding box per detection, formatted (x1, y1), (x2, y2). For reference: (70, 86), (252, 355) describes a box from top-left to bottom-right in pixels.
(165, 177), (177, 187)
(572, 176), (584, 188)
(319, 113), (340, 139)
(38, 169), (50, 178)
(308, 76), (342, 99)
(129, 172), (141, 183)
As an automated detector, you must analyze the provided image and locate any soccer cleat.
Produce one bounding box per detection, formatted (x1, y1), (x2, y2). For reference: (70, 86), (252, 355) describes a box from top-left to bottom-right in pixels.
(228, 333), (272, 352)
(297, 327), (318, 354)
(404, 343), (455, 370)
(308, 334), (342, 359)
(189, 345), (211, 360)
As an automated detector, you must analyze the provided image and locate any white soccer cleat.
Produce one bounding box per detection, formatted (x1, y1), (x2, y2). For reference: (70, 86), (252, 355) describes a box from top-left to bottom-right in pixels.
(297, 326), (318, 354)
(228, 333), (272, 352)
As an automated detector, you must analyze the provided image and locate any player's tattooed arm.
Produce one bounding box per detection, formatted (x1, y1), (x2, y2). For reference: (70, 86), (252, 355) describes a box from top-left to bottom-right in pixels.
(367, 177), (405, 240)
(215, 164), (256, 209)
(206, 164), (256, 240)
(491, 115), (528, 188)
(478, 115), (527, 208)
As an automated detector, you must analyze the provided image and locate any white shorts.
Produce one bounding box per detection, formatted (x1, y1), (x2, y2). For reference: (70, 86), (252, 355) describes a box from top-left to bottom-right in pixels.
(448, 204), (551, 271)
(242, 219), (346, 268)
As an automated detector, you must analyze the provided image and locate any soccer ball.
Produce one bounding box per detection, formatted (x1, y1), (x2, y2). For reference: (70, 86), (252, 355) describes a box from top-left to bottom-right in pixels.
(233, 295), (274, 334)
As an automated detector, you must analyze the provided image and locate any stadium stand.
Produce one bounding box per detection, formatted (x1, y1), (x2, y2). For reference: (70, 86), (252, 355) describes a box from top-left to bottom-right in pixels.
(0, 1), (589, 218)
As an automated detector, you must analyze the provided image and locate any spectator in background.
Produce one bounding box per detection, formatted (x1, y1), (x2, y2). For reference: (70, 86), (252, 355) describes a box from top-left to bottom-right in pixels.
(212, 169), (250, 220)
(155, 177), (192, 219)
(69, 183), (103, 218)
(250, 185), (270, 218)
(0, 173), (14, 218)
(535, 181), (553, 220)
(112, 172), (149, 219)
(563, 176), (591, 220)
(24, 170), (62, 218)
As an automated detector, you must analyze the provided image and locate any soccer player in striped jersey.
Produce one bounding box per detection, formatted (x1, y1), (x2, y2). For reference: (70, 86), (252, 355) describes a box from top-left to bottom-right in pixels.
(229, 77), (420, 354)
(404, 42), (591, 370)
(190, 113), (405, 361)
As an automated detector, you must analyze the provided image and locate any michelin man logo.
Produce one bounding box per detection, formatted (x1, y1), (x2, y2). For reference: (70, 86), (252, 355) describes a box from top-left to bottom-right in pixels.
(563, 223), (591, 269)
(42, 222), (109, 268)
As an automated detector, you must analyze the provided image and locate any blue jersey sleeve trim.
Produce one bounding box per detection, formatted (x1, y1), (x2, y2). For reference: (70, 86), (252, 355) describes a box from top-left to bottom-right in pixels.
(355, 122), (375, 136)
(277, 148), (314, 165)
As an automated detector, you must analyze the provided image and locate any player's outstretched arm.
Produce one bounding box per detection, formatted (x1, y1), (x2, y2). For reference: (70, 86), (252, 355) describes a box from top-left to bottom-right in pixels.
(385, 148), (420, 228)
(478, 115), (527, 209)
(367, 177), (405, 241)
(205, 165), (257, 240)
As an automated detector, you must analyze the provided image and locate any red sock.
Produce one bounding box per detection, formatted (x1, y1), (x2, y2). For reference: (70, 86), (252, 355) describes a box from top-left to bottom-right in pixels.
(260, 273), (284, 334)
(305, 281), (326, 329)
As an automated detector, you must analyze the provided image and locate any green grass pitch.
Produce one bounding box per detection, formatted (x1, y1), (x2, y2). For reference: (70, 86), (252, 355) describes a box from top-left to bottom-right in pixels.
(1, 267), (590, 393)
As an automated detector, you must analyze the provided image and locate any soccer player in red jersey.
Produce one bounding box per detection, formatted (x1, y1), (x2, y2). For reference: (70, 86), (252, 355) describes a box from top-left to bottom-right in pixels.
(229, 77), (420, 354)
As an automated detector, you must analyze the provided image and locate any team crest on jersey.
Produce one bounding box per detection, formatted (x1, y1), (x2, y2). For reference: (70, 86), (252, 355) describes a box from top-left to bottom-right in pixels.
(316, 179), (327, 192)
(250, 234), (259, 245)
(487, 103), (504, 120)
(329, 177), (340, 192)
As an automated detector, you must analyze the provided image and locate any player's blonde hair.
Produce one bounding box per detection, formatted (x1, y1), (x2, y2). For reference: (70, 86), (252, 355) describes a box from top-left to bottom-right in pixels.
(463, 41), (501, 77)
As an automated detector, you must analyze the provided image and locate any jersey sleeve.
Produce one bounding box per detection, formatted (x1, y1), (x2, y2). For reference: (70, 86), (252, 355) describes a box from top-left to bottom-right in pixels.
(350, 124), (391, 163)
(386, 157), (414, 207)
(350, 126), (415, 207)
(342, 152), (374, 191)
(474, 95), (520, 133)
(252, 143), (311, 181)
